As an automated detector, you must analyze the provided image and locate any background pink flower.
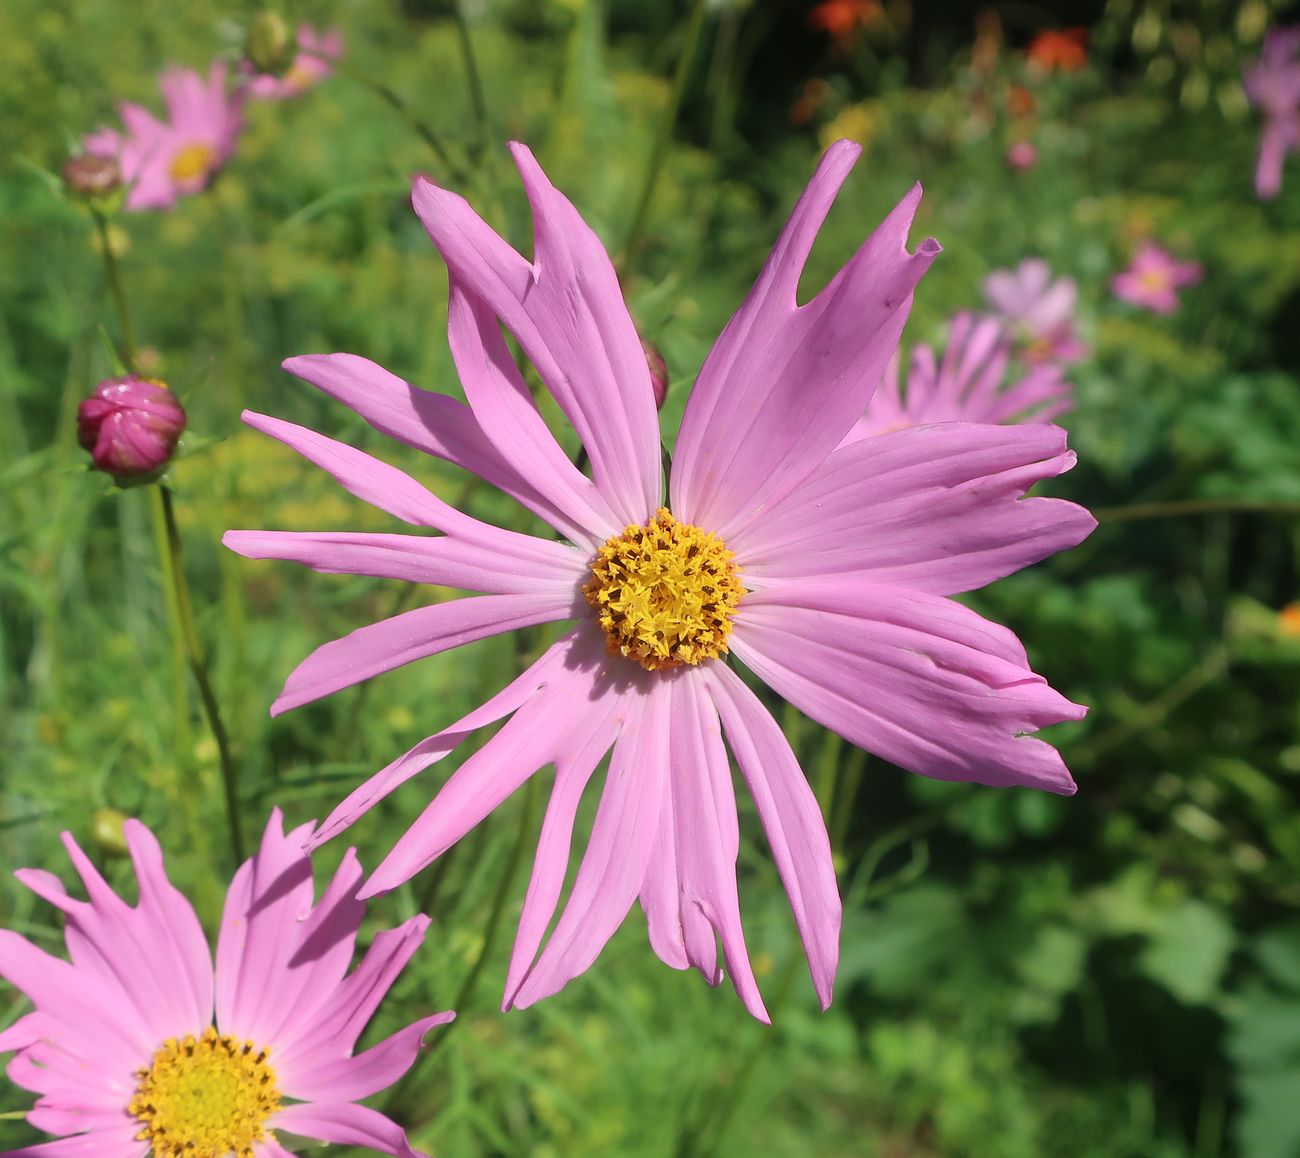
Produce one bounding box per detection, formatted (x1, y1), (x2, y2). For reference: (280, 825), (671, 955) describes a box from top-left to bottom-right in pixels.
(225, 141), (1094, 1023)
(248, 24), (344, 101)
(83, 61), (244, 211)
(982, 257), (1088, 364)
(847, 311), (1074, 441)
(1244, 25), (1300, 198)
(0, 810), (449, 1158)
(1111, 242), (1203, 314)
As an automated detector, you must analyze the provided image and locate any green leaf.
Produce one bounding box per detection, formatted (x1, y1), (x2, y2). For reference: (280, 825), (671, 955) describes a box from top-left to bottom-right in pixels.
(1139, 899), (1234, 1005)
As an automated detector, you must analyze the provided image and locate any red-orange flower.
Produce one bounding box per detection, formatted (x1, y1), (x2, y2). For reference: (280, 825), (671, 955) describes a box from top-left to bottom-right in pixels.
(1027, 27), (1088, 73)
(809, 0), (881, 46)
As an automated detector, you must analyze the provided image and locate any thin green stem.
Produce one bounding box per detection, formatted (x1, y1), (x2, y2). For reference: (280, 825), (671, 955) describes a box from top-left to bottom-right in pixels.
(453, 1), (491, 160)
(157, 486), (245, 862)
(148, 485), (192, 769)
(92, 209), (136, 371)
(306, 50), (469, 183)
(619, 0), (710, 278)
(1095, 499), (1300, 523)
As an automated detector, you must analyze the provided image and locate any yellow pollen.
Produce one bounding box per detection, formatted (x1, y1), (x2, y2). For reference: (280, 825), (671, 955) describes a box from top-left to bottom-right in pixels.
(169, 142), (216, 184)
(583, 507), (744, 672)
(1138, 267), (1170, 293)
(128, 1026), (281, 1158)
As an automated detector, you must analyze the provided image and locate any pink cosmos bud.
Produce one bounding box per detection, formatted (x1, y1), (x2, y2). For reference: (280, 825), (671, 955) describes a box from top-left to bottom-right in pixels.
(1006, 141), (1038, 170)
(246, 9), (296, 77)
(642, 336), (669, 410)
(77, 375), (186, 484)
(63, 153), (121, 200)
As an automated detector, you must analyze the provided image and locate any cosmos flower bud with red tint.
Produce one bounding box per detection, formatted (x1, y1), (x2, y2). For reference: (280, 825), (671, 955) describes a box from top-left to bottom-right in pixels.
(77, 375), (186, 484)
(63, 153), (122, 201)
(641, 336), (669, 410)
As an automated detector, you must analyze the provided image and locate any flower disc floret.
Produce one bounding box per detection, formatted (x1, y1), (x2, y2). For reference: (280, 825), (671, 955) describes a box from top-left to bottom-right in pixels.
(584, 507), (743, 671)
(169, 142), (216, 184)
(128, 1026), (280, 1158)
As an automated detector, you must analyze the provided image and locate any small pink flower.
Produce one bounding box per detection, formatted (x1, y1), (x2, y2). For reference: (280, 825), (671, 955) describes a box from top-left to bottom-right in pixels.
(847, 312), (1073, 441)
(248, 24), (344, 101)
(83, 62), (244, 212)
(0, 810), (449, 1157)
(1244, 25), (1300, 199)
(1111, 242), (1203, 314)
(982, 258), (1088, 365)
(226, 141), (1095, 1022)
(1006, 141), (1038, 170)
(77, 375), (186, 483)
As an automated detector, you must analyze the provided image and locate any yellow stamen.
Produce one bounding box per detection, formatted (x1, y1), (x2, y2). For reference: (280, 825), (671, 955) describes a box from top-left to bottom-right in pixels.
(1138, 268), (1170, 293)
(584, 507), (744, 672)
(129, 1026), (281, 1158)
(169, 142), (216, 184)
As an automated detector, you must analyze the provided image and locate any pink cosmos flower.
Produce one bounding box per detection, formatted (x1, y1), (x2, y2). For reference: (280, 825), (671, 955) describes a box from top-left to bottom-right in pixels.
(83, 62), (244, 212)
(982, 257), (1088, 365)
(1243, 26), (1300, 199)
(248, 24), (344, 101)
(1111, 242), (1203, 314)
(0, 810), (449, 1158)
(845, 312), (1074, 442)
(224, 140), (1095, 1022)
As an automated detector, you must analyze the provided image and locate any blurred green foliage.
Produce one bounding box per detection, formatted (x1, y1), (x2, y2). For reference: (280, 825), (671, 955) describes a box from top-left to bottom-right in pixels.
(3, 1), (1300, 1155)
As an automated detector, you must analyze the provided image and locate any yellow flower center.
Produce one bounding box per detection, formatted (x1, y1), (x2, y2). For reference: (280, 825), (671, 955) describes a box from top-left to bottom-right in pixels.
(583, 507), (743, 672)
(128, 1027), (281, 1158)
(169, 142), (216, 184)
(1138, 267), (1170, 293)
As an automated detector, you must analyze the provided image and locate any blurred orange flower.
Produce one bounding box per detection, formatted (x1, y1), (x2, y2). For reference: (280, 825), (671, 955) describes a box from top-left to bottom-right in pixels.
(1027, 27), (1088, 73)
(1007, 83), (1036, 118)
(1281, 603), (1300, 637)
(809, 0), (882, 46)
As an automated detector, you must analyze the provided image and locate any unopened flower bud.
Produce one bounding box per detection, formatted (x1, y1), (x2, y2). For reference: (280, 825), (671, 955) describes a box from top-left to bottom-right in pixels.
(77, 376), (186, 484)
(246, 9), (296, 77)
(92, 808), (130, 858)
(63, 153), (121, 200)
(642, 336), (669, 410)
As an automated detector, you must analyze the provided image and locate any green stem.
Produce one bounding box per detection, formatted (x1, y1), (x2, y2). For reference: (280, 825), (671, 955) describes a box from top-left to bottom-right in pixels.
(1095, 499), (1300, 522)
(92, 209), (136, 371)
(453, 1), (491, 160)
(149, 485), (192, 771)
(619, 0), (710, 278)
(306, 50), (468, 184)
(157, 485), (245, 862)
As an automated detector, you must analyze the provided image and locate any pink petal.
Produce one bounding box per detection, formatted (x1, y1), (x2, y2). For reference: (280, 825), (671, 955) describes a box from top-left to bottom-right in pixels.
(0, 933), (148, 1069)
(671, 142), (940, 541)
(269, 1102), (425, 1158)
(643, 673), (769, 1021)
(362, 630), (619, 896)
(32, 831), (209, 1048)
(270, 589), (581, 715)
(734, 422), (1096, 594)
(278, 1011), (452, 1102)
(0, 1125), (146, 1157)
(222, 529), (586, 594)
(731, 580), (1084, 793)
(447, 276), (620, 544)
(502, 678), (628, 1001)
(410, 144), (662, 527)
(283, 352), (607, 546)
(239, 411), (465, 529)
(272, 916), (430, 1065)
(215, 809), (318, 1047)
(307, 629), (594, 848)
(704, 661), (840, 1009)
(1256, 120), (1290, 198)
(507, 683), (669, 1009)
